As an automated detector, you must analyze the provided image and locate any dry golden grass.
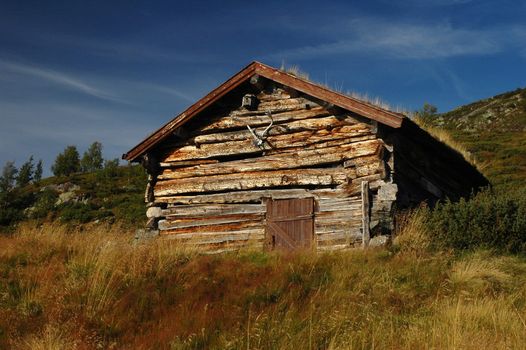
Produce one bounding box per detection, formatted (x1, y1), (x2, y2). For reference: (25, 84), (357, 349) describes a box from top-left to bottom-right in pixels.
(393, 208), (432, 257)
(1, 220), (526, 349)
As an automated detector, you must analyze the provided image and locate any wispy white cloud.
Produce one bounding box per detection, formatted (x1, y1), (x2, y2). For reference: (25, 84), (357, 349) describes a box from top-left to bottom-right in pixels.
(135, 83), (196, 102)
(0, 60), (125, 103)
(269, 19), (520, 61)
(0, 59), (199, 107)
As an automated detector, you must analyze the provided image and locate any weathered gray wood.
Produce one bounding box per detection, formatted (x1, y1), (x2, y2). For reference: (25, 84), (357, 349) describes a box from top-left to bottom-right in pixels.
(202, 103), (327, 132)
(136, 85), (410, 254)
(162, 128), (376, 163)
(158, 139), (382, 180)
(194, 117), (371, 144)
(377, 183), (398, 201)
(161, 203), (265, 218)
(361, 181), (371, 248)
(160, 219), (264, 235)
(159, 159), (219, 169)
(157, 188), (315, 205)
(154, 168), (351, 196)
(158, 213), (264, 230)
(339, 174), (386, 195)
(316, 210), (364, 220)
(317, 201), (361, 212)
(214, 97), (318, 116)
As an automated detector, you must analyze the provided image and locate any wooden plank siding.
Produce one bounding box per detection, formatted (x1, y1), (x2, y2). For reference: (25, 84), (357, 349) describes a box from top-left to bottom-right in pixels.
(150, 87), (394, 252)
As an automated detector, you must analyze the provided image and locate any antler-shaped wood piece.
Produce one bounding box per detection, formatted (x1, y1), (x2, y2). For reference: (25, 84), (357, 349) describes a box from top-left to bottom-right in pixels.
(246, 110), (274, 148)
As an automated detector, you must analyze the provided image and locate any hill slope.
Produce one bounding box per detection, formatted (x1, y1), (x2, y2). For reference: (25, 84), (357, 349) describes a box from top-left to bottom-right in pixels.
(428, 88), (526, 190)
(0, 165), (147, 228)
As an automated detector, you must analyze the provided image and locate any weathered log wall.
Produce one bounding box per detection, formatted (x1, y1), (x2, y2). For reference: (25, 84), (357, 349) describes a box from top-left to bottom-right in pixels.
(148, 86), (395, 252)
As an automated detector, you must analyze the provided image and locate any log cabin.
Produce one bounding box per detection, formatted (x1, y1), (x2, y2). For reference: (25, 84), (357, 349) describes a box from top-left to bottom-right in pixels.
(123, 61), (488, 252)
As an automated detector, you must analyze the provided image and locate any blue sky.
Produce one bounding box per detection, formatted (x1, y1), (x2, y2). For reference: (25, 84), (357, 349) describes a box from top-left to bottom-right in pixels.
(1, 0), (525, 175)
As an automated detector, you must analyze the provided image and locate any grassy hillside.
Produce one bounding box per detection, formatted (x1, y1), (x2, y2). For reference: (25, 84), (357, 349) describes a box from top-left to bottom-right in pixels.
(0, 165), (147, 229)
(1, 221), (526, 349)
(425, 88), (526, 190)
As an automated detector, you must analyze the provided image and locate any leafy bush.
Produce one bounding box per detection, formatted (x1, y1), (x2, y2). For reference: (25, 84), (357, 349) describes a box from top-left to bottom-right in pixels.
(58, 202), (114, 223)
(30, 189), (58, 219)
(425, 189), (526, 253)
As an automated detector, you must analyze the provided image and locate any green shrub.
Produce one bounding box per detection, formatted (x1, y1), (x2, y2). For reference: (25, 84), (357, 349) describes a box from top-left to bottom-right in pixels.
(426, 189), (526, 253)
(58, 202), (113, 224)
(31, 189), (58, 219)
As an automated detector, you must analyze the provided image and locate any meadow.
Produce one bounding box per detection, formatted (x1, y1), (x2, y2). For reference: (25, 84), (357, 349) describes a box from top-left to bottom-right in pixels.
(1, 210), (526, 349)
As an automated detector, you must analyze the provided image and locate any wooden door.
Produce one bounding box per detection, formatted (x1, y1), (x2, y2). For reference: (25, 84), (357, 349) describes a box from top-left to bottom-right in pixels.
(265, 198), (314, 251)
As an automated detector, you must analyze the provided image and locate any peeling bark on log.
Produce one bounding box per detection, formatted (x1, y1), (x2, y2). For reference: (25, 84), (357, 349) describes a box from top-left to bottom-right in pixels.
(158, 139), (382, 180)
(158, 213), (264, 230)
(194, 117), (371, 144)
(162, 128), (375, 162)
(154, 168), (351, 196)
(157, 189), (314, 205)
(161, 203), (265, 218)
(159, 159), (219, 169)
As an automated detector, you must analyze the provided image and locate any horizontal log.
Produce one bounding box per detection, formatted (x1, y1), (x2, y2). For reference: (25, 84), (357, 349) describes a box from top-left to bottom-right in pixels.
(232, 97), (317, 115)
(316, 231), (361, 241)
(158, 139), (382, 180)
(158, 213), (264, 230)
(194, 116), (371, 144)
(157, 189), (315, 205)
(344, 154), (383, 169)
(315, 225), (362, 234)
(161, 204), (265, 218)
(159, 159), (218, 169)
(316, 209), (363, 219)
(154, 168), (351, 196)
(315, 218), (363, 228)
(162, 126), (375, 162)
(317, 197), (362, 211)
(202, 99), (324, 131)
(317, 205), (362, 213)
(309, 188), (352, 199)
(288, 134), (375, 153)
(315, 220), (362, 229)
(156, 188), (365, 205)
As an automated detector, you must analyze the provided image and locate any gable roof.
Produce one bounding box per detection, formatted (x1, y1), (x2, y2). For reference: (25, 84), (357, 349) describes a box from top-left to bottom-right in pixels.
(123, 61), (405, 162)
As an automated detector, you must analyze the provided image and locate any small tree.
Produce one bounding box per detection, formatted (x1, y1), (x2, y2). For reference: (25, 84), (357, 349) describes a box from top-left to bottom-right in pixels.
(414, 103), (438, 127)
(16, 156), (34, 187)
(0, 161), (18, 192)
(104, 158), (119, 169)
(52, 146), (80, 177)
(80, 141), (104, 173)
(34, 160), (43, 183)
